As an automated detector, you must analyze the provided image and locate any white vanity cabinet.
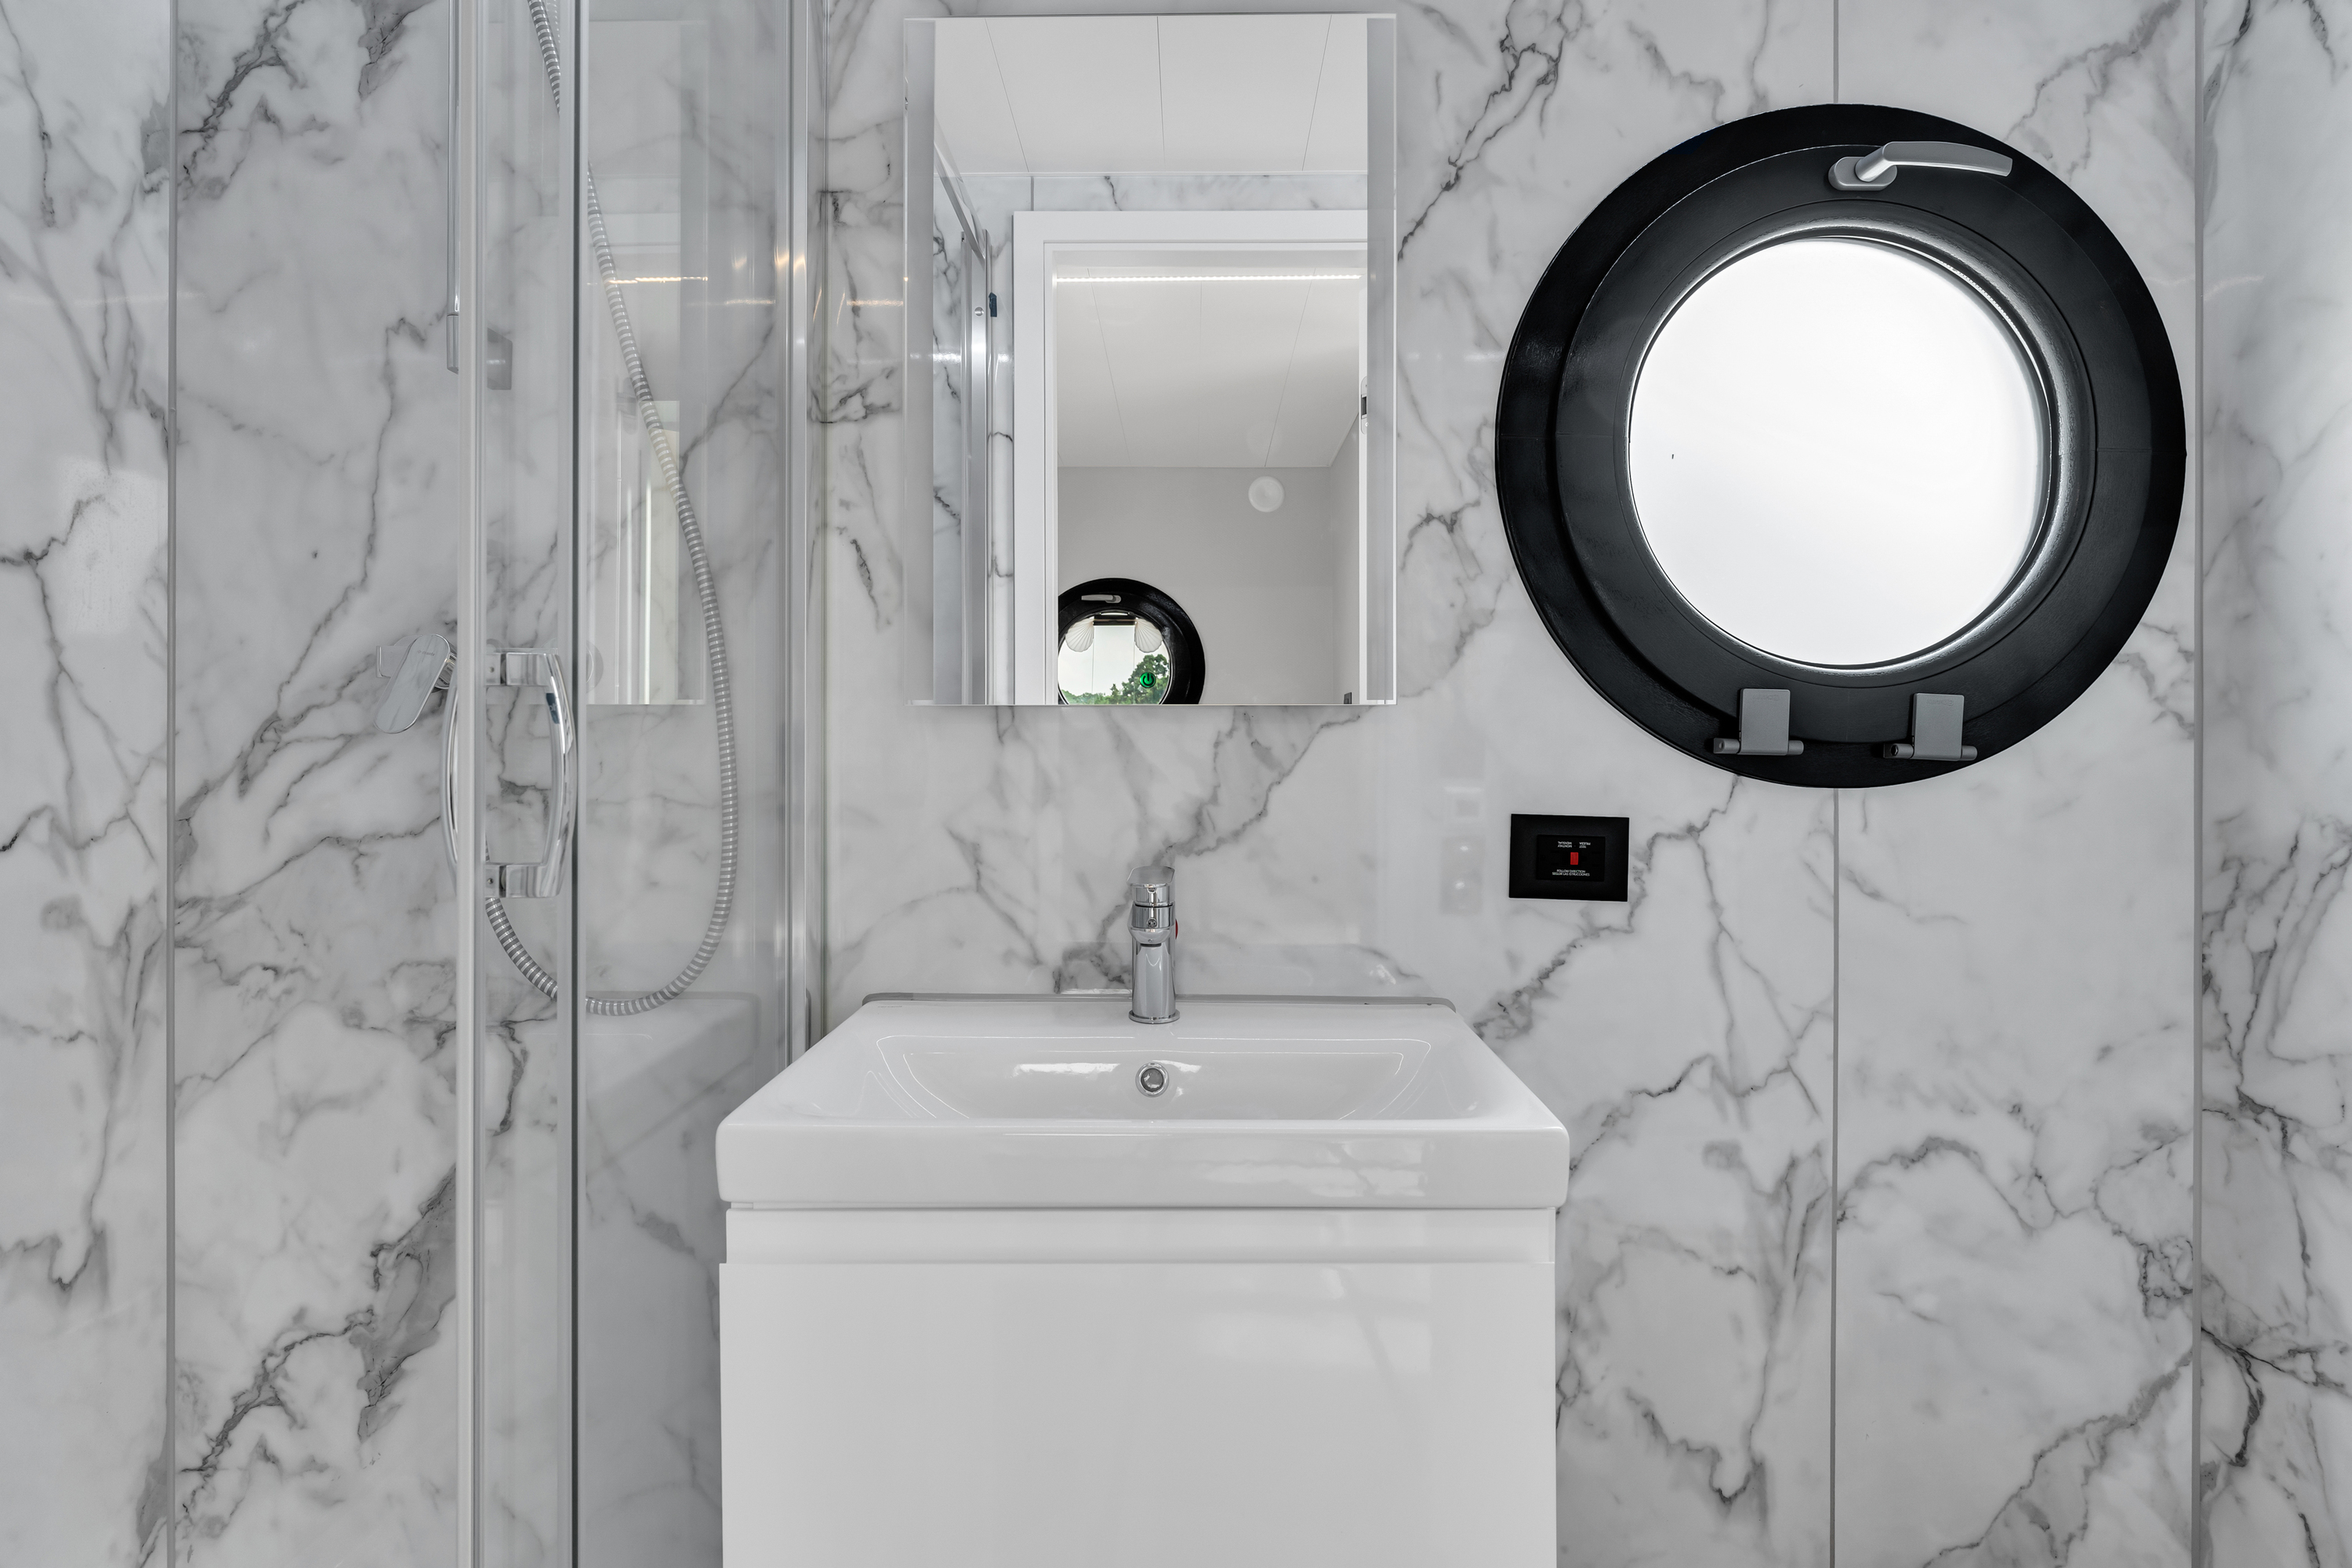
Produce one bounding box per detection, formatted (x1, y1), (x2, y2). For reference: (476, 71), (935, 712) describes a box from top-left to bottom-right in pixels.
(717, 996), (1570, 1567)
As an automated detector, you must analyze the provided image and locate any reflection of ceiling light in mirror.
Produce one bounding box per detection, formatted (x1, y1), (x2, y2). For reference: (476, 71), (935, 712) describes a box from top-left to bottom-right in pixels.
(1065, 618), (1096, 652)
(1133, 619), (1164, 654)
(1248, 476), (1285, 513)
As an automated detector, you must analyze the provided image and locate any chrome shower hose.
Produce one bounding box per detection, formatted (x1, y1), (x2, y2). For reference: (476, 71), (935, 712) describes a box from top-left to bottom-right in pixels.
(488, 0), (739, 1017)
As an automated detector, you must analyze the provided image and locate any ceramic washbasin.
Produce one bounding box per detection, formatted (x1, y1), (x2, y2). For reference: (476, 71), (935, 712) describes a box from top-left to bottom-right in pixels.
(715, 994), (1571, 1209)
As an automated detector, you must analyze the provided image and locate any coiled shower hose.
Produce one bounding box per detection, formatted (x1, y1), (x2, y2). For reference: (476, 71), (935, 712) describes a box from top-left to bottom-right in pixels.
(485, 0), (739, 1017)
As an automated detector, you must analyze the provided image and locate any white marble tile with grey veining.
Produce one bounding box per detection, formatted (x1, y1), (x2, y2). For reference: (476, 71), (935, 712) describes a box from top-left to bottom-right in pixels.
(171, 0), (463, 1562)
(1835, 2), (2198, 1563)
(2200, 2), (2352, 1562)
(0, 2), (172, 1564)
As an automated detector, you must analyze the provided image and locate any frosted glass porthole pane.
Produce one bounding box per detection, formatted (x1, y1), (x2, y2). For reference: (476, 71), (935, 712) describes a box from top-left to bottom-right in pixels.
(1628, 237), (2045, 668)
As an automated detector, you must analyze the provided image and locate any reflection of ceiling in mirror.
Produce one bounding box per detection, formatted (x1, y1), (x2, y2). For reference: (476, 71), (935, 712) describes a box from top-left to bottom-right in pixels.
(1056, 254), (1363, 468)
(934, 15), (1369, 175)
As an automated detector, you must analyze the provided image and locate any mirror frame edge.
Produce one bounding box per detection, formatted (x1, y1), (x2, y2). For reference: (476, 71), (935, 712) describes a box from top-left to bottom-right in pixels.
(899, 18), (940, 704)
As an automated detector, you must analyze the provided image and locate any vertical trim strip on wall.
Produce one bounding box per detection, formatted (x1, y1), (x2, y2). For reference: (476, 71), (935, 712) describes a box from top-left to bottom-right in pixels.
(163, 0), (181, 1555)
(1364, 14), (1397, 704)
(452, 0), (480, 1559)
(446, 0), (463, 372)
(561, 0), (584, 1552)
(787, 0), (826, 1052)
(2188, 0), (2208, 1552)
(1829, 789), (1840, 1568)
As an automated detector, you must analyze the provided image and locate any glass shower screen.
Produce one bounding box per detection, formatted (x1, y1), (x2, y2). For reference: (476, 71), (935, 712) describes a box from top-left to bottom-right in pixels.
(461, 1), (791, 1564)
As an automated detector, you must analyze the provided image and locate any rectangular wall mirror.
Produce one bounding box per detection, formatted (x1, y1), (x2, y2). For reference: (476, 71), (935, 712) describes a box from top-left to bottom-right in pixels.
(904, 13), (1396, 706)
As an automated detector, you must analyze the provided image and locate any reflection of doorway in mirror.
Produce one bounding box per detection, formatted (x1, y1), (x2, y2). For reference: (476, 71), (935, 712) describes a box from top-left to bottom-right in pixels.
(909, 13), (1398, 705)
(1014, 210), (1370, 705)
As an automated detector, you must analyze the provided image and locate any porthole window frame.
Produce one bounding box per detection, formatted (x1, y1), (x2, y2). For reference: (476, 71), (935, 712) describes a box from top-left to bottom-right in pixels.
(1056, 578), (1207, 706)
(1495, 105), (2184, 787)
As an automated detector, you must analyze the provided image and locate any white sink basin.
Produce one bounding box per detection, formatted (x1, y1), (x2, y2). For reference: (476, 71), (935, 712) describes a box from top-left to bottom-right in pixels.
(716, 995), (1570, 1208)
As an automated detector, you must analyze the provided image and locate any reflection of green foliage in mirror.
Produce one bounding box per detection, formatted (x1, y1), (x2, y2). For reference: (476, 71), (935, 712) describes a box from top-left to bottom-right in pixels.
(1112, 652), (1171, 704)
(1059, 637), (1171, 706)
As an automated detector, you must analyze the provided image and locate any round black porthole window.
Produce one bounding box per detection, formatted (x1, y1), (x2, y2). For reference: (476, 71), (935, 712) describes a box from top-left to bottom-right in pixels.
(1495, 105), (2184, 786)
(1057, 578), (1206, 706)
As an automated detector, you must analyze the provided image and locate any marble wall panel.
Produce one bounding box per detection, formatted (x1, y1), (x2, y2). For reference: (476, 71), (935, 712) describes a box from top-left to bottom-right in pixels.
(2199, 1), (2352, 1561)
(822, 2), (1842, 1562)
(0, 2), (172, 1564)
(171, 0), (463, 1562)
(1835, 2), (2199, 1563)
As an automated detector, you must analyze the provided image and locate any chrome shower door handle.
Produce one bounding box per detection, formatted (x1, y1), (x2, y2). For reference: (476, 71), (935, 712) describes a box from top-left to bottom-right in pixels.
(486, 648), (575, 898)
(372, 632), (463, 875)
(441, 680), (461, 873)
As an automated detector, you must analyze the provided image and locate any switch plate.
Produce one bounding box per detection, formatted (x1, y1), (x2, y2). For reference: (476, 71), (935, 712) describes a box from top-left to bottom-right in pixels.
(1508, 815), (1630, 902)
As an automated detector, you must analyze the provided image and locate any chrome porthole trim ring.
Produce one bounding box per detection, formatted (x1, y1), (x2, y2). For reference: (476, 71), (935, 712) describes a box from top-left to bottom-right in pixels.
(1495, 104), (2184, 787)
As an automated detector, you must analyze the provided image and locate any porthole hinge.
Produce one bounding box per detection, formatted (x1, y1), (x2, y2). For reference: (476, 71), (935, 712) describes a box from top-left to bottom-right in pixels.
(1710, 688), (1805, 757)
(1885, 693), (1978, 761)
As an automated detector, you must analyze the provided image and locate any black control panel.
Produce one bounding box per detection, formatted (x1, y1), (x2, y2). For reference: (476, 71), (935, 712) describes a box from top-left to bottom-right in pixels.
(1508, 815), (1630, 902)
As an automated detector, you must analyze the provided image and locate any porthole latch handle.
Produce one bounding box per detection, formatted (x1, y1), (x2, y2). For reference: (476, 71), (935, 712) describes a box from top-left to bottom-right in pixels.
(1886, 693), (1979, 762)
(1711, 688), (1806, 757)
(1830, 141), (2013, 191)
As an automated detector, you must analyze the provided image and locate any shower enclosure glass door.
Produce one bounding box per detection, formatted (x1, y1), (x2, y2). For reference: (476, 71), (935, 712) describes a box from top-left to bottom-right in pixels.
(462, 1), (793, 1563)
(470, 0), (579, 1560)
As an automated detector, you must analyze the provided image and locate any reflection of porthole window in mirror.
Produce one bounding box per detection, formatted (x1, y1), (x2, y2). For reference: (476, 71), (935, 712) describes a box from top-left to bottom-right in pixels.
(1060, 616), (1170, 704)
(1057, 579), (1205, 706)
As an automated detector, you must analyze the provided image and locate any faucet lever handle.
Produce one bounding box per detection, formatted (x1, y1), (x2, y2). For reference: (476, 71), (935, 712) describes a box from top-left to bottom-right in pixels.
(1127, 865), (1179, 1024)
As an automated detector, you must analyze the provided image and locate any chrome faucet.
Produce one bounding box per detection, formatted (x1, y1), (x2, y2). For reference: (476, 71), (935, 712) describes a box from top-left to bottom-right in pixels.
(1128, 866), (1178, 1024)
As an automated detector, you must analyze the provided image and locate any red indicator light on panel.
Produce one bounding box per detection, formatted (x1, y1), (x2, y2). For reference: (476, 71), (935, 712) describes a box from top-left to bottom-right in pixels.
(1512, 815), (1628, 902)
